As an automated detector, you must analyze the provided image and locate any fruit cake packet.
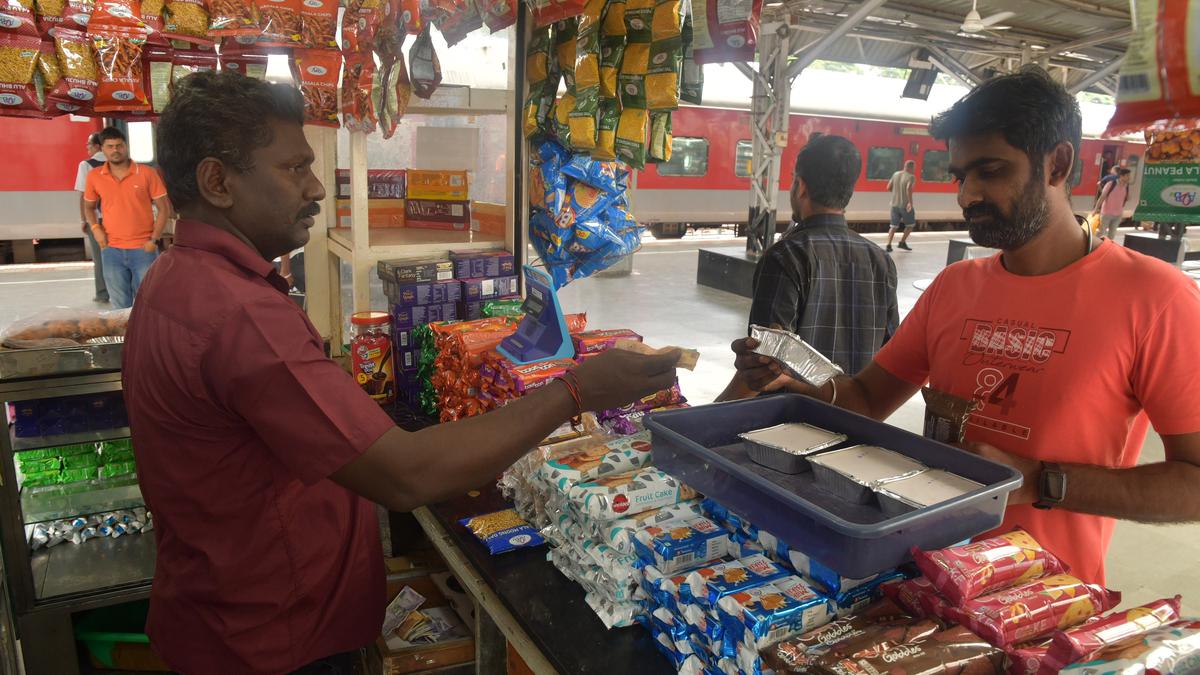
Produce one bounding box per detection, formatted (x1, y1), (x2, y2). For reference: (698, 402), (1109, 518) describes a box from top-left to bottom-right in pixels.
(570, 465), (698, 521)
(913, 529), (1068, 606)
(947, 574), (1120, 648)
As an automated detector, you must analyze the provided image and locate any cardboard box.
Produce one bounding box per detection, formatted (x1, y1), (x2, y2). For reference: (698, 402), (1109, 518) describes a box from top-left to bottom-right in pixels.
(336, 198), (407, 228)
(384, 278), (463, 306)
(392, 328), (419, 350)
(470, 201), (507, 238)
(460, 276), (519, 301)
(396, 347), (421, 373)
(406, 170), (470, 201)
(391, 303), (458, 330)
(377, 257), (454, 284)
(450, 249), (515, 279)
(406, 199), (474, 232)
(335, 169), (407, 199)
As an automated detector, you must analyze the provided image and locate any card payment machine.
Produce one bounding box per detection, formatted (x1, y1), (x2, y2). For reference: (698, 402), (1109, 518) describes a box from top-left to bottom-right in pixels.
(497, 265), (576, 364)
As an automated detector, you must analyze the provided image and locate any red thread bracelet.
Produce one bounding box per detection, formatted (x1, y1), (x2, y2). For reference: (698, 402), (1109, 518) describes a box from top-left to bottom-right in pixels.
(558, 371), (584, 426)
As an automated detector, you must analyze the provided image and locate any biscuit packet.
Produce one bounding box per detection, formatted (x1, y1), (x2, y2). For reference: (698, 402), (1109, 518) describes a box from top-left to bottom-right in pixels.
(912, 529), (1068, 606)
(684, 554), (789, 611)
(947, 574), (1121, 648)
(717, 575), (834, 656)
(459, 508), (545, 555)
(570, 466), (697, 521)
(541, 430), (653, 488)
(633, 516), (731, 575)
(1042, 597), (1182, 673)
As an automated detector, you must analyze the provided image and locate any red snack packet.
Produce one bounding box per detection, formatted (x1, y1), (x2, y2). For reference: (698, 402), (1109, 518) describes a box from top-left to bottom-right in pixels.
(254, 0), (300, 44)
(140, 0), (165, 43)
(529, 0), (585, 28)
(89, 0), (150, 32)
(292, 47), (340, 127)
(91, 27), (150, 112)
(340, 50), (376, 133)
(1006, 640), (1052, 675)
(1105, 0), (1200, 135)
(377, 52), (412, 140)
(691, 0), (763, 65)
(573, 328), (641, 354)
(407, 23), (441, 99)
(564, 313), (587, 333)
(504, 358), (577, 394)
(48, 27), (98, 107)
(432, 0), (479, 47)
(913, 529), (1068, 607)
(881, 577), (953, 620)
(298, 0), (335, 48)
(0, 34), (43, 116)
(373, 0), (404, 60)
(162, 0), (213, 44)
(218, 44), (266, 77)
(340, 0), (380, 54)
(476, 0), (514, 33)
(1041, 597), (1182, 673)
(0, 0), (38, 38)
(206, 0), (257, 36)
(947, 574), (1120, 649)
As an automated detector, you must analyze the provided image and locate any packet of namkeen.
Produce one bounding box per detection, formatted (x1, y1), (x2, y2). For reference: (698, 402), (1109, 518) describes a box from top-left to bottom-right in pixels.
(91, 28), (150, 112)
(162, 0), (212, 43)
(206, 0), (257, 36)
(613, 338), (697, 370)
(0, 34), (42, 116)
(298, 0), (335, 48)
(292, 48), (340, 127)
(48, 27), (96, 107)
(0, 0), (38, 38)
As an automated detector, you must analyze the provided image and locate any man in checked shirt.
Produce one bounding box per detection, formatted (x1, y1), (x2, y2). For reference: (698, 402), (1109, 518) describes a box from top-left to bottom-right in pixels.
(719, 135), (898, 401)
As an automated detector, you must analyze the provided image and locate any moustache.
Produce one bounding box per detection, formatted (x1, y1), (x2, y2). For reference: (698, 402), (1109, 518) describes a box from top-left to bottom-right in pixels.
(297, 203), (321, 220)
(963, 203), (1001, 221)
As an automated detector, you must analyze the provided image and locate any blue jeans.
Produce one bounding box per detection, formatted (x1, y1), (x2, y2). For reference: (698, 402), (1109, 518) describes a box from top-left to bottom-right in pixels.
(101, 246), (158, 309)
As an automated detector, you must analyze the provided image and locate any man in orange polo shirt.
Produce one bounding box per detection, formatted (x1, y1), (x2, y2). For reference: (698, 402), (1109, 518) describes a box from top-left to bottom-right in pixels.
(729, 67), (1200, 585)
(84, 127), (171, 309)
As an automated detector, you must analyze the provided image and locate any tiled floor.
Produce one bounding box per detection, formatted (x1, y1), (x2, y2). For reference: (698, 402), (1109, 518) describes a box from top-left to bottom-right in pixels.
(3, 227), (1198, 613)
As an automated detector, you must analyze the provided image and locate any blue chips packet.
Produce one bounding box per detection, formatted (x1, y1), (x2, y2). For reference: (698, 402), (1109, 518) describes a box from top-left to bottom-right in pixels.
(459, 509), (545, 555)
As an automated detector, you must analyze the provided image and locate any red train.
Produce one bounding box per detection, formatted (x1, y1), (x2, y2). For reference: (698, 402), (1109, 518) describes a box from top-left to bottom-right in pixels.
(632, 105), (1144, 237)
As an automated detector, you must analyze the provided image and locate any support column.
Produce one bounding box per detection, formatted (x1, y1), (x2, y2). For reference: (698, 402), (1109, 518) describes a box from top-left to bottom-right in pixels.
(745, 24), (791, 257)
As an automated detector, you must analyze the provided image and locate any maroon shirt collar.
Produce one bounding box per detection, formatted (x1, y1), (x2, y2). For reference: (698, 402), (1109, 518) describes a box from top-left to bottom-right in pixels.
(173, 219), (291, 294)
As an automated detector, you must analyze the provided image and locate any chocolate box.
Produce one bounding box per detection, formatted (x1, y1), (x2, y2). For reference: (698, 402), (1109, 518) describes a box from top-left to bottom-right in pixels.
(377, 257), (455, 284)
(450, 249), (516, 279)
(460, 276), (520, 301)
(385, 278), (464, 307)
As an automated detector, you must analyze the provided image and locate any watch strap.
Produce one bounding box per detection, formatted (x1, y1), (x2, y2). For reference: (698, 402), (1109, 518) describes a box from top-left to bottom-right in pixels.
(1034, 461), (1066, 510)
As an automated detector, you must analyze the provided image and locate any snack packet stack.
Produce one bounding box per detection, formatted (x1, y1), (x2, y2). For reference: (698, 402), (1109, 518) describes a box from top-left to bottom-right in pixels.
(425, 318), (519, 422)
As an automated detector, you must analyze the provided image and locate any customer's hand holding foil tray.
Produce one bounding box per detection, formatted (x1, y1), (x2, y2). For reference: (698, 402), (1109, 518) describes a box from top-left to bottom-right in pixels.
(749, 325), (843, 388)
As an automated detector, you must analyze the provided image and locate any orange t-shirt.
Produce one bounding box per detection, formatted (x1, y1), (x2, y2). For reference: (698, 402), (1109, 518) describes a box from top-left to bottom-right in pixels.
(875, 239), (1200, 585)
(84, 162), (168, 249)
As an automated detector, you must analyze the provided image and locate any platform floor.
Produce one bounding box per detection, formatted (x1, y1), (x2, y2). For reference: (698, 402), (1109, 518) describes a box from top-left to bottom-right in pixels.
(3, 227), (1198, 612)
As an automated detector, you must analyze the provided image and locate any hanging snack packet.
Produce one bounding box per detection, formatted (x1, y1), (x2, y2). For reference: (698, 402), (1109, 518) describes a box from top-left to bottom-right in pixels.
(298, 0), (335, 48)
(140, 0), (165, 38)
(293, 48), (340, 127)
(552, 91), (574, 145)
(398, 0), (419, 32)
(648, 110), (671, 162)
(170, 47), (217, 88)
(691, 0), (762, 64)
(680, 9), (702, 104)
(34, 0), (68, 34)
(254, 0), (299, 43)
(913, 530), (1069, 607)
(0, 34), (42, 116)
(0, 0), (38, 37)
(477, 0), (515, 32)
(89, 0), (150, 32)
(568, 0), (603, 151)
(34, 39), (61, 104)
(554, 17), (576, 92)
(1106, 0), (1200, 134)
(48, 28), (96, 105)
(948, 574), (1120, 648)
(460, 508), (545, 555)
(592, 96), (619, 160)
(341, 50), (376, 132)
(163, 0), (211, 43)
(219, 46), (266, 78)
(1043, 597), (1182, 672)
(145, 45), (171, 112)
(434, 0), (480, 47)
(373, 0), (405, 61)
(379, 55), (412, 140)
(408, 24), (441, 98)
(528, 0), (586, 28)
(645, 0), (681, 110)
(618, 0), (650, 110)
(598, 31), (623, 99)
(91, 28), (149, 112)
(523, 25), (556, 139)
(615, 106), (648, 169)
(206, 0), (257, 36)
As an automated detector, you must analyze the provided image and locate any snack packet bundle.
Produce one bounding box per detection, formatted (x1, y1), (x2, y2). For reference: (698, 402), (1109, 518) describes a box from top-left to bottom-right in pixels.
(540, 430), (654, 487)
(810, 624), (1006, 675)
(1040, 597), (1183, 673)
(523, 25), (559, 139)
(1105, 0), (1200, 135)
(1058, 619), (1200, 675)
(691, 0), (762, 64)
(570, 466), (698, 522)
(717, 575), (834, 663)
(882, 576), (954, 620)
(567, 0), (604, 151)
(341, 50), (377, 133)
(459, 508), (545, 555)
(762, 598), (913, 670)
(561, 152), (630, 194)
(592, 498), (704, 555)
(645, 0), (681, 111)
(633, 516), (732, 575)
(947, 574), (1121, 648)
(913, 529), (1068, 606)
(526, 0), (587, 28)
(292, 48), (340, 127)
(46, 27), (96, 109)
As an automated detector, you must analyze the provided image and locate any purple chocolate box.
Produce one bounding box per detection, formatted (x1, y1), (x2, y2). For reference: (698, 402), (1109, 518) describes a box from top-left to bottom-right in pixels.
(460, 276), (519, 301)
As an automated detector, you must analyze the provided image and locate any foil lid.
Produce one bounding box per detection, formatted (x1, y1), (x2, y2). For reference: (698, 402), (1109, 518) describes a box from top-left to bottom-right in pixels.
(750, 325), (842, 388)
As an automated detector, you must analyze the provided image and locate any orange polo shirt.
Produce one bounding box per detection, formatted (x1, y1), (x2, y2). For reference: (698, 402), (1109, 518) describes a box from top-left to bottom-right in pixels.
(84, 162), (168, 249)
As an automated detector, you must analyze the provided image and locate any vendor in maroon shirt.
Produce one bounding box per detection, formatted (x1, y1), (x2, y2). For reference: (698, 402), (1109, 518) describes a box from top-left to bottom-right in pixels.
(122, 71), (679, 675)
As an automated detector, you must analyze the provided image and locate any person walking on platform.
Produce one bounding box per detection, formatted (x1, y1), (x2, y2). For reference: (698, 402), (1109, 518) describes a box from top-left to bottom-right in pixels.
(75, 132), (109, 303)
(83, 127), (171, 309)
(1092, 167), (1131, 241)
(885, 160), (917, 252)
(719, 135), (898, 401)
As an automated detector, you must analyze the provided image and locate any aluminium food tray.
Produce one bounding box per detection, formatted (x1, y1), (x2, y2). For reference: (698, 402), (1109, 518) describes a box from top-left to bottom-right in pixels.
(645, 394), (1022, 579)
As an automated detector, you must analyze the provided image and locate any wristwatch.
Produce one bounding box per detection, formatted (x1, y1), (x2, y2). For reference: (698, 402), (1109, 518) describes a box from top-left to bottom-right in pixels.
(1034, 462), (1067, 510)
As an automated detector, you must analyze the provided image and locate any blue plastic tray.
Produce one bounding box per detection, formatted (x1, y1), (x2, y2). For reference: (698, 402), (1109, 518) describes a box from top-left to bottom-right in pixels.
(645, 394), (1023, 579)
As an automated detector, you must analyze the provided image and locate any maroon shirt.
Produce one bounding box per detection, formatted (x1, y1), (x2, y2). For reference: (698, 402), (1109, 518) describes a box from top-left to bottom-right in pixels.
(123, 219), (394, 674)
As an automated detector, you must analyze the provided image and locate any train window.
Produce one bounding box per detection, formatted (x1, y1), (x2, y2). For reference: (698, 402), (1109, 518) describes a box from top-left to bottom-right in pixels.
(866, 147), (904, 181)
(1069, 158), (1083, 188)
(921, 150), (951, 182)
(734, 140), (753, 178)
(657, 137), (709, 177)
(128, 122), (155, 164)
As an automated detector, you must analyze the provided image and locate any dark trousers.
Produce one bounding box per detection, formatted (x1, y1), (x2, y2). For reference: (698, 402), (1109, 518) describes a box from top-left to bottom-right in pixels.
(84, 225), (108, 301)
(288, 649), (361, 675)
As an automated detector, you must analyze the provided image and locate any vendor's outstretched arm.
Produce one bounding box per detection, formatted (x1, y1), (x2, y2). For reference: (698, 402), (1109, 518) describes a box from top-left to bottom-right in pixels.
(333, 349), (679, 512)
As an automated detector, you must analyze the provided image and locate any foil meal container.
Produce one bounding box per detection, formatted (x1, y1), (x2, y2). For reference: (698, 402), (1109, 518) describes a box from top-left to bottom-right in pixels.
(83, 336), (125, 345)
(739, 422), (847, 474)
(807, 445), (928, 505)
(749, 325), (843, 388)
(875, 469), (984, 518)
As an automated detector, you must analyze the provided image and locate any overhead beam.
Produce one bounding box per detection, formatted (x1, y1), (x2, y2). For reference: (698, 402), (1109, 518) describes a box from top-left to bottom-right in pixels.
(1043, 29), (1133, 56)
(1068, 57), (1124, 94)
(926, 45), (982, 86)
(785, 0), (890, 79)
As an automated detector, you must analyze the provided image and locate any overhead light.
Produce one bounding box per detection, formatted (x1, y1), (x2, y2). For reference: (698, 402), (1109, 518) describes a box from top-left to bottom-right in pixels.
(1030, 44), (1046, 50)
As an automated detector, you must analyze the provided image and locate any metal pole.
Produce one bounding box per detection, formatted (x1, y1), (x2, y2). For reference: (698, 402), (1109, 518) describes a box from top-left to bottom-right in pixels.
(1067, 57), (1124, 94)
(785, 0), (889, 80)
(925, 45), (982, 86)
(746, 24), (791, 256)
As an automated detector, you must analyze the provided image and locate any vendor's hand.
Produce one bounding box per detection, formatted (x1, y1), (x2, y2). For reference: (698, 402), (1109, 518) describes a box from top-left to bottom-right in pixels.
(572, 348), (679, 412)
(142, 240), (158, 254)
(93, 229), (108, 249)
(957, 441), (1040, 505)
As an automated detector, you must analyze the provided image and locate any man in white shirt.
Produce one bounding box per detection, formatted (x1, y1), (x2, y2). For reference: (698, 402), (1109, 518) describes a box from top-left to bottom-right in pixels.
(885, 160), (917, 253)
(75, 132), (108, 304)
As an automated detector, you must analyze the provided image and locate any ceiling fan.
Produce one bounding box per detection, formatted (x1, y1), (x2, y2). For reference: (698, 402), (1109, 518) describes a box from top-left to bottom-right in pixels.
(960, 0), (1015, 33)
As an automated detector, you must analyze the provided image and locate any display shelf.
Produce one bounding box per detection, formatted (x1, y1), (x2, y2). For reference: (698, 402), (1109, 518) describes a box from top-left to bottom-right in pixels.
(327, 227), (506, 262)
(30, 530), (155, 601)
(20, 477), (142, 525)
(11, 427), (131, 453)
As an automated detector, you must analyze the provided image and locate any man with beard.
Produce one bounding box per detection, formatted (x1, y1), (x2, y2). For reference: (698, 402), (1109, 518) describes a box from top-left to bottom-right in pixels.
(728, 67), (1200, 585)
(122, 71), (679, 674)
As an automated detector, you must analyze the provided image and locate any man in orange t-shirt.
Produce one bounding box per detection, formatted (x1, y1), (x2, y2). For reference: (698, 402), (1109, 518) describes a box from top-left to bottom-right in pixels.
(729, 67), (1200, 585)
(84, 126), (171, 309)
